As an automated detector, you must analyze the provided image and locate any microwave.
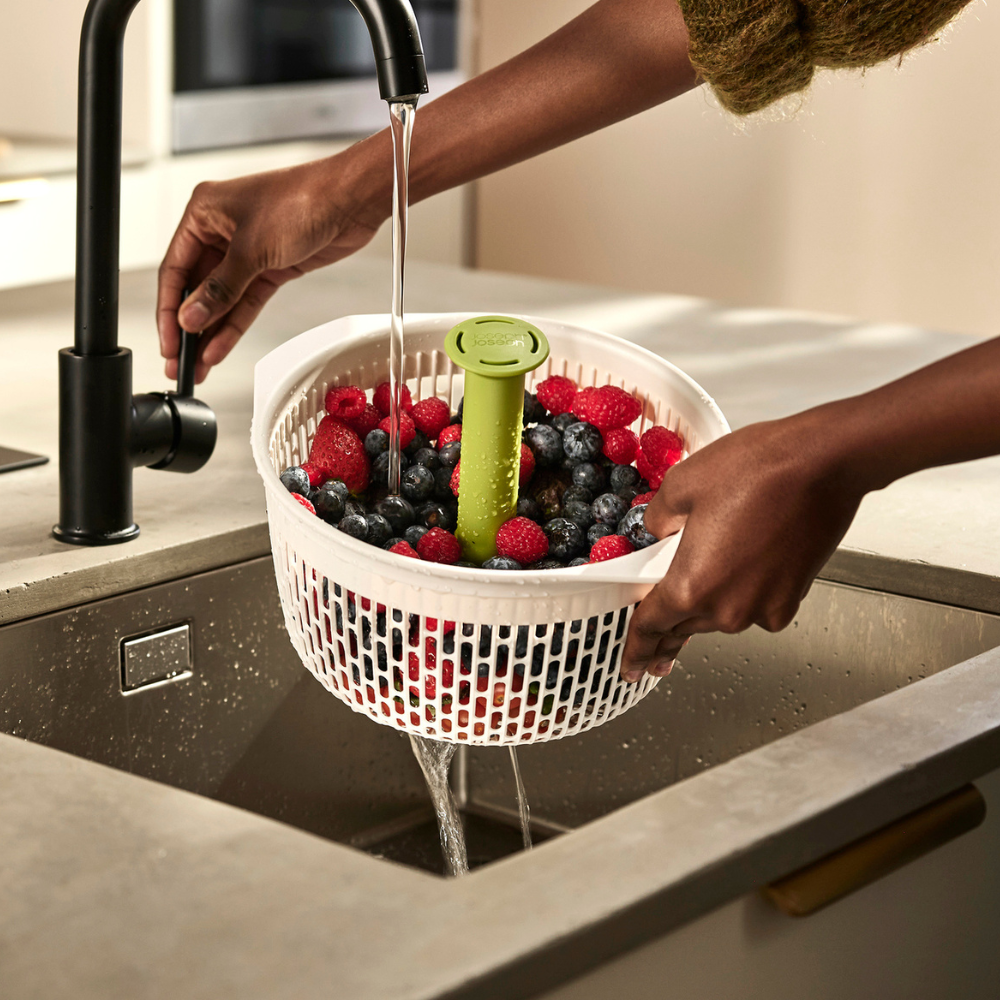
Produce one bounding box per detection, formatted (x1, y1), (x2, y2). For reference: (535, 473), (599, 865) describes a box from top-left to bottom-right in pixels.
(172, 0), (463, 152)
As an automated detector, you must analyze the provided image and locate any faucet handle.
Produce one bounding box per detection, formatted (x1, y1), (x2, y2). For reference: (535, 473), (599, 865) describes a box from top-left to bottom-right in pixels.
(177, 328), (199, 398)
(176, 290), (199, 397)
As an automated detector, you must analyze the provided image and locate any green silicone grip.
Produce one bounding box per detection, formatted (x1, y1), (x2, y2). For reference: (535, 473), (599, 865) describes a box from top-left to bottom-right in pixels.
(444, 317), (550, 564)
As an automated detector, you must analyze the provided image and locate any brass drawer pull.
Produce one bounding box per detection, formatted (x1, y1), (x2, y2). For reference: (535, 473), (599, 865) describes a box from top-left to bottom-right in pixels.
(763, 784), (986, 917)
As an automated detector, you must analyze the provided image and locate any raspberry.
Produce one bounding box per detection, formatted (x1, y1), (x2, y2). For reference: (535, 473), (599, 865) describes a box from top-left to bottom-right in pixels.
(410, 397), (451, 440)
(291, 492), (316, 515)
(300, 460), (327, 488)
(632, 491), (656, 507)
(424, 617), (457, 634)
(388, 540), (421, 559)
(450, 462), (461, 497)
(572, 385), (642, 431)
(534, 374), (578, 415)
(640, 426), (684, 468)
(496, 516), (548, 565)
(635, 449), (667, 490)
(589, 534), (635, 562)
(325, 385), (367, 422)
(308, 416), (370, 494)
(602, 427), (639, 465)
(417, 527), (462, 564)
(437, 424), (462, 447)
(345, 403), (381, 441)
(378, 411), (416, 449)
(372, 381), (413, 417)
(519, 442), (535, 485)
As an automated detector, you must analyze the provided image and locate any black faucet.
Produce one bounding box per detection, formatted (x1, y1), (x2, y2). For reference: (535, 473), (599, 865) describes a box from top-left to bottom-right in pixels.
(53, 0), (429, 546)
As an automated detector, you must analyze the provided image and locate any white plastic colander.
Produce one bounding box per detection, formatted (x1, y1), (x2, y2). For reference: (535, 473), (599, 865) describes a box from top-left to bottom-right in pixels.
(251, 313), (729, 746)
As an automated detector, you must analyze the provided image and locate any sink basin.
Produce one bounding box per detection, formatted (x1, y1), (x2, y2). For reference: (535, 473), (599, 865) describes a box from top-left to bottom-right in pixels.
(2, 556), (999, 875)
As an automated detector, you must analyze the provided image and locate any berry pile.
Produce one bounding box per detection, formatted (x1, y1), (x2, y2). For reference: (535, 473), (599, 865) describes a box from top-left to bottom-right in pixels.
(278, 375), (685, 569)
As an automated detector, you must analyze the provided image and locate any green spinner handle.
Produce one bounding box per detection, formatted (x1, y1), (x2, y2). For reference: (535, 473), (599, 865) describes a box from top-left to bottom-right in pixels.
(444, 316), (550, 564)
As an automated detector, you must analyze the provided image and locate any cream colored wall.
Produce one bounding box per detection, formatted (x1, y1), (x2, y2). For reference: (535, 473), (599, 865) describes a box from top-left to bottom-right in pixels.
(475, 0), (1000, 337)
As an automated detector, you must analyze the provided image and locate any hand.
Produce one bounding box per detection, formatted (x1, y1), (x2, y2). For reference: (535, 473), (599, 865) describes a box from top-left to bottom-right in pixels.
(156, 153), (387, 383)
(619, 410), (867, 681)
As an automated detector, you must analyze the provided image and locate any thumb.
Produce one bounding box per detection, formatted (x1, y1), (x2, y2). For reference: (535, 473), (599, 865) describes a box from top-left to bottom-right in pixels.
(178, 244), (259, 333)
(643, 463), (690, 539)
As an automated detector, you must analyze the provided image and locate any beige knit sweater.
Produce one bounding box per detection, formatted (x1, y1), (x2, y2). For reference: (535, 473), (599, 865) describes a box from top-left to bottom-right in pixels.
(679, 0), (974, 114)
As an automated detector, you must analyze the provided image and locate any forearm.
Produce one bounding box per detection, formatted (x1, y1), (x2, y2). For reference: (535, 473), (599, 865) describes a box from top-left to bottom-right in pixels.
(797, 334), (1000, 493)
(335, 0), (698, 224)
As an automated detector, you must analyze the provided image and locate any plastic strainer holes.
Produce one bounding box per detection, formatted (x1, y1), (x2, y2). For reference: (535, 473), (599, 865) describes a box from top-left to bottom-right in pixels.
(281, 547), (638, 743)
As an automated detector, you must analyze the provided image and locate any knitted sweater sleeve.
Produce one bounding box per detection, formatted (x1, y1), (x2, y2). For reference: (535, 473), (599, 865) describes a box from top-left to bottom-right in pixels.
(678, 0), (974, 114)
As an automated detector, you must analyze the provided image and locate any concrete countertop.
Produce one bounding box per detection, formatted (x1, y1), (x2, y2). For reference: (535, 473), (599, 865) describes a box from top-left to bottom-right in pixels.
(2, 258), (1000, 998)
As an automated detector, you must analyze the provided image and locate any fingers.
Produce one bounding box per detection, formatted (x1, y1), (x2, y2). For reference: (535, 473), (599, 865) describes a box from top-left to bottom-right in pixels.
(643, 462), (690, 539)
(620, 574), (712, 681)
(157, 220), (213, 363)
(178, 240), (260, 334)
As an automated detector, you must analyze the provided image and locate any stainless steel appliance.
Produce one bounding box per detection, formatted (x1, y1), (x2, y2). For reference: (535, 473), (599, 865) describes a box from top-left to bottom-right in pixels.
(172, 0), (463, 152)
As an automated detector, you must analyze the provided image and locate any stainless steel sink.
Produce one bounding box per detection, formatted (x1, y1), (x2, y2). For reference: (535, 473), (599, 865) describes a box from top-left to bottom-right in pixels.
(3, 556), (999, 875)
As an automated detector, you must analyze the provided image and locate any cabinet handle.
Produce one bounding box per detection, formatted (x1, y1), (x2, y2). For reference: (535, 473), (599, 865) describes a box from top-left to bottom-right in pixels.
(763, 784), (986, 917)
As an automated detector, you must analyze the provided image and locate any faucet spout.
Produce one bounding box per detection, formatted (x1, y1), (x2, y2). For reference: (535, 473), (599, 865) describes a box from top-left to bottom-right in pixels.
(349, 0), (430, 102)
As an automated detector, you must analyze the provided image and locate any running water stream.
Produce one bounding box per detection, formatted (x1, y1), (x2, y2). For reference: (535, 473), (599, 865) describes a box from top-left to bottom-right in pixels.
(409, 735), (468, 877)
(510, 746), (533, 852)
(386, 98), (416, 496)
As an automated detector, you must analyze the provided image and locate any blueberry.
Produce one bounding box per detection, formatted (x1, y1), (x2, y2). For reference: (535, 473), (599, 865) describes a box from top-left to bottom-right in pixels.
(456, 398), (464, 422)
(563, 422), (603, 463)
(525, 424), (564, 467)
(412, 447), (441, 470)
(587, 522), (615, 548)
(401, 464), (436, 504)
(533, 482), (563, 520)
(418, 501), (458, 531)
(383, 536), (404, 550)
(530, 557), (566, 570)
(609, 464), (641, 493)
(365, 513), (393, 548)
(434, 465), (456, 500)
(551, 412), (577, 434)
(592, 492), (628, 525)
(568, 556), (590, 567)
(438, 441), (461, 467)
(365, 429), (389, 458)
(344, 500), (368, 519)
(619, 504), (658, 549)
(405, 430), (431, 456)
(483, 555), (522, 570)
(325, 480), (350, 501)
(522, 391), (547, 425)
(572, 462), (606, 494)
(562, 484), (593, 506)
(375, 496), (416, 534)
(338, 514), (369, 541)
(617, 485), (641, 506)
(456, 560), (478, 568)
(371, 451), (409, 487)
(312, 483), (346, 524)
(404, 524), (429, 547)
(516, 497), (544, 523)
(563, 500), (595, 532)
(279, 466), (310, 496)
(543, 517), (584, 561)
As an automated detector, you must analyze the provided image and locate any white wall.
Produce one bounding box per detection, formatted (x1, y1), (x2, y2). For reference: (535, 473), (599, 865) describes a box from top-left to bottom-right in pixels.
(475, 0), (1000, 338)
(0, 0), (169, 153)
